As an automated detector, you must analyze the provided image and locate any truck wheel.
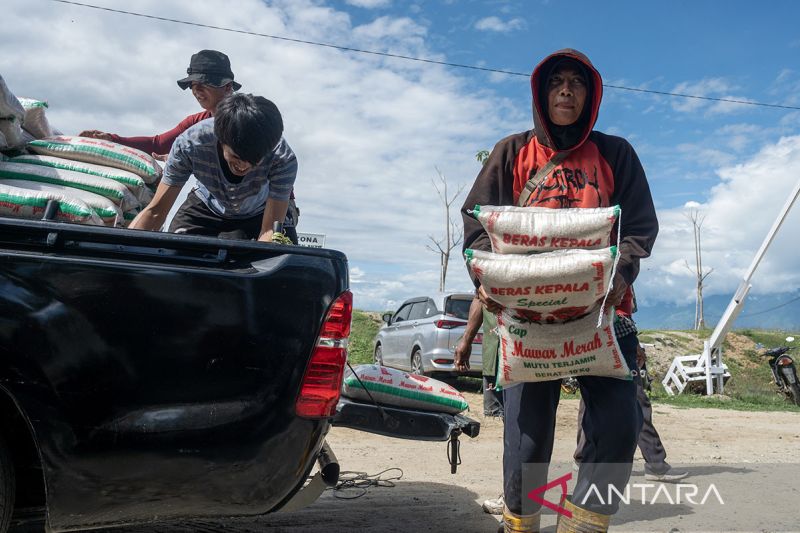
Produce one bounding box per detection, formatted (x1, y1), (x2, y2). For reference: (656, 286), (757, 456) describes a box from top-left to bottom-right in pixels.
(0, 434), (14, 533)
(373, 344), (384, 366)
(411, 349), (425, 376)
(790, 383), (800, 407)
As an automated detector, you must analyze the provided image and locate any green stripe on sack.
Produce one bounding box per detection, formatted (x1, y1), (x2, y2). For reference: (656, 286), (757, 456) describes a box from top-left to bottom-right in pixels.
(464, 249), (474, 262)
(22, 101), (48, 109)
(612, 205), (621, 217)
(344, 377), (468, 411)
(610, 245), (617, 257)
(0, 169), (124, 201)
(12, 156), (144, 188)
(0, 191), (93, 218)
(28, 140), (156, 178)
(472, 204), (481, 217)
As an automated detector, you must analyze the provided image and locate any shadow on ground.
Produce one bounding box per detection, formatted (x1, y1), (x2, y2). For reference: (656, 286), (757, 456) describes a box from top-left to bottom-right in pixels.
(12, 481), (499, 533)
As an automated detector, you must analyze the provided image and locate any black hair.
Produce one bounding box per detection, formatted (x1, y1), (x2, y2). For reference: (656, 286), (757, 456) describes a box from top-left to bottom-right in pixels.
(214, 93), (283, 165)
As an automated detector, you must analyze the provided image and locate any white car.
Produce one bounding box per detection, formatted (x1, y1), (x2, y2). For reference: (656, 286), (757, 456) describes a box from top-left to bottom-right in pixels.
(373, 293), (483, 377)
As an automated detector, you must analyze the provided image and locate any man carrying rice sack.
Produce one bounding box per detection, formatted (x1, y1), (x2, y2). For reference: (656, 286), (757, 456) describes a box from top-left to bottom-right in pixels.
(460, 49), (658, 532)
(128, 93), (295, 243)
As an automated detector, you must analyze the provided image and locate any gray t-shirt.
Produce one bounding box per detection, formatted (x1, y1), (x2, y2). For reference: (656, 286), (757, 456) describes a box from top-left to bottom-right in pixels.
(162, 118), (297, 219)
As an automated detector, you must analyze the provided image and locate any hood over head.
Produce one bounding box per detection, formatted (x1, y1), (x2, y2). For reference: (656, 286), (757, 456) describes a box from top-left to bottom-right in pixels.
(530, 49), (602, 152)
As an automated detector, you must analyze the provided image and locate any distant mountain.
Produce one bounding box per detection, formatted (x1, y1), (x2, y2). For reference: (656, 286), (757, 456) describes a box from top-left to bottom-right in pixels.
(636, 290), (800, 330)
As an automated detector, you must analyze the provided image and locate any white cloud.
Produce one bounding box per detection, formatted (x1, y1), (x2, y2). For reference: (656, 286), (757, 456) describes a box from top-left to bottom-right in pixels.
(474, 16), (526, 33)
(637, 135), (800, 305)
(669, 78), (749, 116)
(345, 0), (390, 8)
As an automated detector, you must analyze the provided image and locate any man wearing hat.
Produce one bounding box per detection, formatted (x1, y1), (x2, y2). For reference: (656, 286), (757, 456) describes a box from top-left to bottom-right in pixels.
(461, 49), (659, 532)
(80, 50), (300, 242)
(80, 50), (239, 156)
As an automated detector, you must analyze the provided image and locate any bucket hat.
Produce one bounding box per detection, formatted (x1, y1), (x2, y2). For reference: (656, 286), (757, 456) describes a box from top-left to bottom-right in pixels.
(177, 50), (242, 91)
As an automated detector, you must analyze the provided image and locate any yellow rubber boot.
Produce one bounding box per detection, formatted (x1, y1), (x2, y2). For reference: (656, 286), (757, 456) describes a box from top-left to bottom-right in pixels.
(500, 506), (541, 533)
(555, 499), (610, 533)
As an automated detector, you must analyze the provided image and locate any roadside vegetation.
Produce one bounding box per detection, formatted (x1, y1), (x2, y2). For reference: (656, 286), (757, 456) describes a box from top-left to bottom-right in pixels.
(349, 311), (800, 412)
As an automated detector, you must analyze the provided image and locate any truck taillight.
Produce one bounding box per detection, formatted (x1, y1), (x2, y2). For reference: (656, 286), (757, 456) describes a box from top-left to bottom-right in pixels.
(296, 291), (353, 419)
(435, 319), (467, 329)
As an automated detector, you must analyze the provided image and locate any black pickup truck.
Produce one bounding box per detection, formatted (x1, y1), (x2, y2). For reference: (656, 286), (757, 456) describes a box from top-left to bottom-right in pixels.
(0, 217), (478, 532)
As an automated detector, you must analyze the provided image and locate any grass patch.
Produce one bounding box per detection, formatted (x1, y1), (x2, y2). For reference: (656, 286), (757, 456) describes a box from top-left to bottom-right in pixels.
(649, 386), (800, 412)
(348, 310), (383, 365)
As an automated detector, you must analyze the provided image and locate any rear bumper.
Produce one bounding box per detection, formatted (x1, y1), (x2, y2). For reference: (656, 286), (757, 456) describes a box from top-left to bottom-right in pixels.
(332, 397), (480, 441)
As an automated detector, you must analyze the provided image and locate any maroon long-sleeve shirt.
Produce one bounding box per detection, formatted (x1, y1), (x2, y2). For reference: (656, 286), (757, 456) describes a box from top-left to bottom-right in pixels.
(109, 111), (212, 155)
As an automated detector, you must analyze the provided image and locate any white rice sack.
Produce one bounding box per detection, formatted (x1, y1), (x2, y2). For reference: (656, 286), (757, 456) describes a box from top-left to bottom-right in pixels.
(27, 135), (162, 183)
(472, 205), (619, 254)
(17, 97), (53, 139)
(0, 179), (120, 226)
(0, 75), (24, 121)
(0, 180), (101, 225)
(341, 364), (469, 414)
(465, 247), (616, 319)
(495, 306), (631, 387)
(0, 117), (25, 149)
(10, 154), (153, 204)
(0, 161), (140, 212)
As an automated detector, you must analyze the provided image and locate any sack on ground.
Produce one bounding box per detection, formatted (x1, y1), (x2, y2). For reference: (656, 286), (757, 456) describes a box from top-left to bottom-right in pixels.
(472, 205), (619, 254)
(0, 178), (120, 226)
(17, 97), (53, 139)
(495, 306), (631, 387)
(0, 160), (140, 212)
(27, 135), (162, 183)
(10, 154), (153, 204)
(0, 180), (101, 225)
(342, 364), (468, 414)
(465, 247), (616, 321)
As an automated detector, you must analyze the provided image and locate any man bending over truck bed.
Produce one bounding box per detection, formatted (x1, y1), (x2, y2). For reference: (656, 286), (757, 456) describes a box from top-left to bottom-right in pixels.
(128, 92), (297, 242)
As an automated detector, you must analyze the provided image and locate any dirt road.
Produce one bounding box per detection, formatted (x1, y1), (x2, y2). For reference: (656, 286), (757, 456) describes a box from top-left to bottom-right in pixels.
(82, 393), (800, 533)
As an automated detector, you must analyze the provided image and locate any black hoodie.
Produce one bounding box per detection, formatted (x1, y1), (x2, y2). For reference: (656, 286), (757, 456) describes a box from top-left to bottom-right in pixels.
(461, 49), (658, 288)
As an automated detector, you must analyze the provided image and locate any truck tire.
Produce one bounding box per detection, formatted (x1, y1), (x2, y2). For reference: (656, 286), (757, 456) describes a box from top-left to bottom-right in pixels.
(373, 344), (384, 366)
(0, 434), (14, 533)
(790, 383), (800, 407)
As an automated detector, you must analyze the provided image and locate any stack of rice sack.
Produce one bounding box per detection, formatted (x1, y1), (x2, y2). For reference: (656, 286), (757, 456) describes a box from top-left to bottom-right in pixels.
(465, 205), (632, 387)
(0, 136), (159, 227)
(0, 77), (158, 227)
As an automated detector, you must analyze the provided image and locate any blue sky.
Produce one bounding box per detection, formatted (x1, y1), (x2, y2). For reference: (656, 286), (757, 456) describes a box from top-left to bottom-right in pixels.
(2, 0), (799, 314)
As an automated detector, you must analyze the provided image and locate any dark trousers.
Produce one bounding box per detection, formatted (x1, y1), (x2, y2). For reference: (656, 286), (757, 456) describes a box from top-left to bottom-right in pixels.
(575, 373), (668, 474)
(169, 193), (300, 244)
(483, 376), (505, 417)
(503, 332), (641, 515)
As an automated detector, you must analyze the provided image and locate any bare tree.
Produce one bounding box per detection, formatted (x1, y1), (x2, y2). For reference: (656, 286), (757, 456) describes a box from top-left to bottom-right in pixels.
(685, 210), (713, 329)
(427, 167), (466, 292)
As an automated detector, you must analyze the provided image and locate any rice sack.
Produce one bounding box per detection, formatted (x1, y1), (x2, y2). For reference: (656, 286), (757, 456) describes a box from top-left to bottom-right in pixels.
(17, 97), (53, 139)
(0, 179), (120, 226)
(472, 205), (619, 254)
(27, 135), (162, 183)
(495, 306), (632, 387)
(0, 160), (140, 212)
(9, 154), (152, 204)
(0, 180), (101, 225)
(342, 364), (468, 414)
(465, 247), (616, 321)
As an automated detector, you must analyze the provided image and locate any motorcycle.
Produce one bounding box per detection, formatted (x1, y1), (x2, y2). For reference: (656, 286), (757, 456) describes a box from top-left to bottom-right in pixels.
(759, 336), (799, 406)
